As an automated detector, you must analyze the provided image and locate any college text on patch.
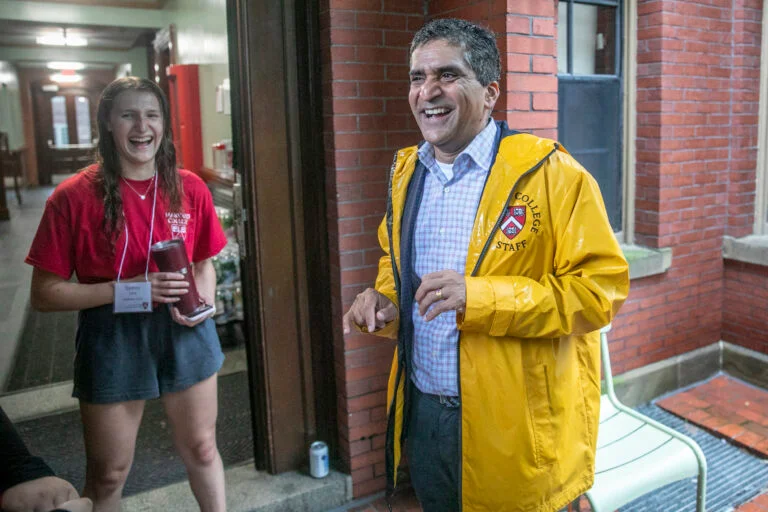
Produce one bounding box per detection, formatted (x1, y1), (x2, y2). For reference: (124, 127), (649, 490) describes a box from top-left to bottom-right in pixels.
(495, 191), (542, 252)
(166, 212), (191, 241)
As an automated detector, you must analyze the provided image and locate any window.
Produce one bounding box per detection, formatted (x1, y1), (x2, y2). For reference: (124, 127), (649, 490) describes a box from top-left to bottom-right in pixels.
(51, 96), (68, 147)
(75, 96), (91, 145)
(558, 1), (619, 76)
(557, 0), (625, 233)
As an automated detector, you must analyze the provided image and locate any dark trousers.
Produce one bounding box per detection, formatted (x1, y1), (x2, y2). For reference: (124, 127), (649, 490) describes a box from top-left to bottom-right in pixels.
(406, 386), (461, 512)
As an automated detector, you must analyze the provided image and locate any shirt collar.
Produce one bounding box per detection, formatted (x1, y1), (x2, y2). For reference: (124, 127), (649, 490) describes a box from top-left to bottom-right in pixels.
(417, 118), (498, 175)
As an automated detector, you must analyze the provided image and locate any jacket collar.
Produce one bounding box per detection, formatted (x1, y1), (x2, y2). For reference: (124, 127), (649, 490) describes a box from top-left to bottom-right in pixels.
(395, 121), (559, 185)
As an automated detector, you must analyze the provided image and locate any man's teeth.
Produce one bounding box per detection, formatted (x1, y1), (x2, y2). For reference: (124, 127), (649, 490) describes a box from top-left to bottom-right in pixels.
(425, 108), (449, 116)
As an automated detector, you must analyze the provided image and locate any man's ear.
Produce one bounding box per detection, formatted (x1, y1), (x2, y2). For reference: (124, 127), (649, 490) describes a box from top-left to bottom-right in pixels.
(485, 81), (500, 110)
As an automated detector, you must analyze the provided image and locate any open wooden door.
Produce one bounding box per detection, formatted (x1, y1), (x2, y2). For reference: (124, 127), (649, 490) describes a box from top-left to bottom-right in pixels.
(227, 0), (337, 473)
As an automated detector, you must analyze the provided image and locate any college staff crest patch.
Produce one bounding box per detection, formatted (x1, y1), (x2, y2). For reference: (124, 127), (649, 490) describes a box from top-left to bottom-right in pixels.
(501, 205), (526, 240)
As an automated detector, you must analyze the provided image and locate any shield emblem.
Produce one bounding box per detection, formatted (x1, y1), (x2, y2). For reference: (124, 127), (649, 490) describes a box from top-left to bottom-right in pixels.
(142, 302), (149, 310)
(501, 205), (526, 240)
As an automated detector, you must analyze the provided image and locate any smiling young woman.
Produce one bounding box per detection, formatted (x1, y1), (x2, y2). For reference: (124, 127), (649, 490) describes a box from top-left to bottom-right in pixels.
(25, 77), (228, 512)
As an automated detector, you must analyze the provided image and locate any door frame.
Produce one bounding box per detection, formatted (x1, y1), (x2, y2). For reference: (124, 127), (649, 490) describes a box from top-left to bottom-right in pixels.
(227, 0), (337, 473)
(29, 76), (106, 185)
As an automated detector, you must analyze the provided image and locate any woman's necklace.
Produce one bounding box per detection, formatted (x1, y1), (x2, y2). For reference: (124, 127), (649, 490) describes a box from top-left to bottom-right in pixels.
(121, 173), (156, 200)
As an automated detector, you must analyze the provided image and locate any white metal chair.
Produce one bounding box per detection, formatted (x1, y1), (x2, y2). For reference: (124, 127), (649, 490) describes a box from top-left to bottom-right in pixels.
(583, 324), (707, 512)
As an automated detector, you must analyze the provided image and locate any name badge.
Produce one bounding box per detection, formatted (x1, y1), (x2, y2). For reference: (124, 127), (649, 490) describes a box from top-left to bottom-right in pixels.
(114, 281), (153, 314)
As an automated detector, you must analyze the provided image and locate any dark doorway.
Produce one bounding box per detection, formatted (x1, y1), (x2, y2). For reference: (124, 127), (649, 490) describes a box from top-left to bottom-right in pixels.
(557, 0), (623, 230)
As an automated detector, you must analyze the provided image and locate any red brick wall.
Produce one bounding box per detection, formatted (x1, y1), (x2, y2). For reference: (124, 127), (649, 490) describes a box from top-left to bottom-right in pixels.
(724, 260), (768, 353)
(610, 0), (731, 373)
(722, 1), (768, 355)
(320, 0), (424, 497)
(611, 0), (764, 373)
(728, 0), (762, 238)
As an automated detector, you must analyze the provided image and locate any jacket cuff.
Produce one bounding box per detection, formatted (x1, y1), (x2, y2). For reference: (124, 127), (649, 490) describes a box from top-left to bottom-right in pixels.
(457, 276), (496, 332)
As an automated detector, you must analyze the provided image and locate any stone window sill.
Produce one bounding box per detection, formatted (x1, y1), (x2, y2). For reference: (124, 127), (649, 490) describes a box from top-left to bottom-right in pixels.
(722, 235), (768, 266)
(621, 244), (672, 280)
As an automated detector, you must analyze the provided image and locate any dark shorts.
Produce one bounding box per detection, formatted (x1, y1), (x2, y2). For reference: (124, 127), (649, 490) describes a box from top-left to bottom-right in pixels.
(73, 304), (225, 404)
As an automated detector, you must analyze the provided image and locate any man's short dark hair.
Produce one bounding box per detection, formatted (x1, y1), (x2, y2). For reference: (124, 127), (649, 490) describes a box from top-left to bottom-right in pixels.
(410, 18), (501, 87)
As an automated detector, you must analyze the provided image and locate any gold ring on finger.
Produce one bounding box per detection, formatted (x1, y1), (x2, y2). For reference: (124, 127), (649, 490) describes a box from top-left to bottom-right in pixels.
(435, 288), (443, 299)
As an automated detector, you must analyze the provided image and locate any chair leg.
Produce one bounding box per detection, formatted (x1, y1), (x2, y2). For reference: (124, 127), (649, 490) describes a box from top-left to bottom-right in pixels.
(13, 175), (21, 205)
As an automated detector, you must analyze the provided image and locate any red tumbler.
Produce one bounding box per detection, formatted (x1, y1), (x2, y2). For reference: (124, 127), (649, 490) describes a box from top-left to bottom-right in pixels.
(150, 238), (206, 316)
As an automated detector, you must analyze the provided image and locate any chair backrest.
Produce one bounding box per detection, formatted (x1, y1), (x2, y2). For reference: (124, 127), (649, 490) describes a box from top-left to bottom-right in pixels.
(599, 323), (617, 400)
(0, 131), (9, 153)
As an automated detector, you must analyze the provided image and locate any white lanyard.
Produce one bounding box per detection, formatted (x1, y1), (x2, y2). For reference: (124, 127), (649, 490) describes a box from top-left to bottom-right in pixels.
(116, 173), (158, 282)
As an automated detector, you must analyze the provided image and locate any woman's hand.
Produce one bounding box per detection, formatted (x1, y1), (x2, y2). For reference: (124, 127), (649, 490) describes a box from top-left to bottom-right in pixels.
(127, 272), (188, 303)
(170, 302), (216, 327)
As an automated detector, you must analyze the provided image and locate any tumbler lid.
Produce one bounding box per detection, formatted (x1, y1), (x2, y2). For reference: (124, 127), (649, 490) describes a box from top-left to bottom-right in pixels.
(151, 238), (184, 252)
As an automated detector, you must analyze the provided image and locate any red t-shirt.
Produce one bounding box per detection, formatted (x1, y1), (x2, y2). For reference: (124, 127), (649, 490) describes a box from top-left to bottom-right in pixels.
(26, 165), (228, 284)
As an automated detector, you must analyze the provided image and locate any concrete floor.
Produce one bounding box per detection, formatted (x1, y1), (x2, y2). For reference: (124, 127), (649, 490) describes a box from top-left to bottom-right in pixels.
(0, 186), (52, 390)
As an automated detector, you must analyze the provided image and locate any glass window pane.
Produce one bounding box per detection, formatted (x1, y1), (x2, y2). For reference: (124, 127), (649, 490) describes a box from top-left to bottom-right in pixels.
(557, 1), (568, 74)
(75, 96), (91, 145)
(572, 4), (617, 75)
(51, 96), (68, 147)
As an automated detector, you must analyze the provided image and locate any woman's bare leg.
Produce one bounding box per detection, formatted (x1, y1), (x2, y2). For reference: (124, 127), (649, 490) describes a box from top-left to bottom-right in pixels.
(80, 400), (145, 512)
(162, 374), (225, 512)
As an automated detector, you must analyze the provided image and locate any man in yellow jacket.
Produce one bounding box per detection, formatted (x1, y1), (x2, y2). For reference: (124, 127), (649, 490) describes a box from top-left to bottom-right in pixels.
(342, 18), (629, 512)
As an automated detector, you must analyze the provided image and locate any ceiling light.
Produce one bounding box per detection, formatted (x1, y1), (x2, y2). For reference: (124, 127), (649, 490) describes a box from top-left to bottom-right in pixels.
(47, 61), (85, 71)
(51, 73), (82, 84)
(37, 33), (66, 46)
(36, 28), (88, 47)
(65, 35), (88, 47)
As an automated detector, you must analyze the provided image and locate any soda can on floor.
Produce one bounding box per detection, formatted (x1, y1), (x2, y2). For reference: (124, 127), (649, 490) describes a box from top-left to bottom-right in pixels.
(309, 441), (329, 478)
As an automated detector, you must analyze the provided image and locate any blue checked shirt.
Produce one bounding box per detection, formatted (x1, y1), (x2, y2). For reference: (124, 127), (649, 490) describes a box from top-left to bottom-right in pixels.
(411, 119), (498, 396)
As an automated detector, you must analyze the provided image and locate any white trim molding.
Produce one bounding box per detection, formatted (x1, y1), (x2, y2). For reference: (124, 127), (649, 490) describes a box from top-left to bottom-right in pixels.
(622, 0), (638, 243)
(755, 0), (768, 234)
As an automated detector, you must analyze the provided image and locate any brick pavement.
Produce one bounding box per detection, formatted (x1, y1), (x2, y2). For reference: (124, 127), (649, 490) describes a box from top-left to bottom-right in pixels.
(657, 374), (768, 457)
(657, 374), (768, 512)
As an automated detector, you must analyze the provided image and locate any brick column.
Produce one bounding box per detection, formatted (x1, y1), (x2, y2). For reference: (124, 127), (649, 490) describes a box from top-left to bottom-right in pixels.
(320, 0), (424, 497)
(611, 0), (732, 373)
(723, 0), (767, 354)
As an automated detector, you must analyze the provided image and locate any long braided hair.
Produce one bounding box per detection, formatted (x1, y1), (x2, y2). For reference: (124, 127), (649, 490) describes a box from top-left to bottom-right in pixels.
(95, 77), (181, 242)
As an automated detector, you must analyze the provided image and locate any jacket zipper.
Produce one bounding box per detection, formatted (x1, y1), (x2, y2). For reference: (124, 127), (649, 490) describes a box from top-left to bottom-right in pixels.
(458, 143), (557, 511)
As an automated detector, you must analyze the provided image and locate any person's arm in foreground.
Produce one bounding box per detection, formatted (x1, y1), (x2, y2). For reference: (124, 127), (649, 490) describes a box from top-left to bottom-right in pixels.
(0, 406), (92, 512)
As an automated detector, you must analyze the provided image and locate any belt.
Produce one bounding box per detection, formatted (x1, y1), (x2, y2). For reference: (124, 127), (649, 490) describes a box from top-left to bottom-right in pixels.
(420, 390), (461, 408)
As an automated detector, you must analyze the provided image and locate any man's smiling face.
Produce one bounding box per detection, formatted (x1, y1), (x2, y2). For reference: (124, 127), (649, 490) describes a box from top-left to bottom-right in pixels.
(408, 39), (499, 163)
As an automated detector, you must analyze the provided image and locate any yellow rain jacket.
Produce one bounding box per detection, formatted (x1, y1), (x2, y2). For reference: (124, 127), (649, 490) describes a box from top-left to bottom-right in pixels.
(372, 122), (629, 511)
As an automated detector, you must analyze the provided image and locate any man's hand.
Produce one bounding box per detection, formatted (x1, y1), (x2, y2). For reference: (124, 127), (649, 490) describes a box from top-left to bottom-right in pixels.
(343, 288), (397, 334)
(415, 270), (466, 321)
(1, 476), (87, 512)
